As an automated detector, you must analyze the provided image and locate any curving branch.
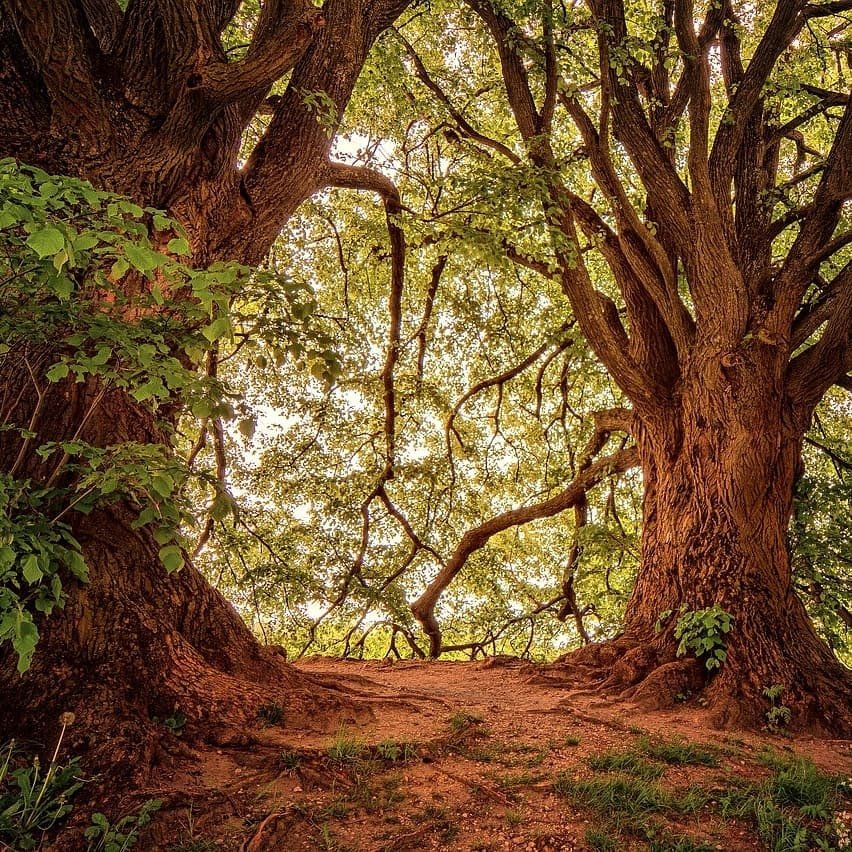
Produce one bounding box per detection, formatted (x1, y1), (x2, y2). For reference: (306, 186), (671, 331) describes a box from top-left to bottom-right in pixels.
(411, 443), (638, 657)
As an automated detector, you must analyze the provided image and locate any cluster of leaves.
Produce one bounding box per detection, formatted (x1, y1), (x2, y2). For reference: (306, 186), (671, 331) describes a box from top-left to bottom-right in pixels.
(0, 475), (88, 671)
(656, 605), (733, 671)
(84, 798), (162, 852)
(0, 159), (338, 671)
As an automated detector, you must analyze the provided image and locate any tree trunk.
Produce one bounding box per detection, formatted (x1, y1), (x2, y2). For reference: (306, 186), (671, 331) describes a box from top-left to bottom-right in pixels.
(0, 352), (354, 807)
(568, 350), (852, 734)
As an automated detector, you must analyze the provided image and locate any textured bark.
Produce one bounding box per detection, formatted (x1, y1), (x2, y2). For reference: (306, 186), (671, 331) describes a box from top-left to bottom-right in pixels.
(620, 347), (852, 733)
(0, 0), (411, 802)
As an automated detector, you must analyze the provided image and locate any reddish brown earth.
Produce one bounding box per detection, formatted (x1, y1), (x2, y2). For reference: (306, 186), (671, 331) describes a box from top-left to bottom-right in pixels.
(76, 658), (852, 850)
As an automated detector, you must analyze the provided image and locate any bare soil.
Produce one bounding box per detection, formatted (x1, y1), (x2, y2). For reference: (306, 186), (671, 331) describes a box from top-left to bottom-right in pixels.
(117, 657), (851, 851)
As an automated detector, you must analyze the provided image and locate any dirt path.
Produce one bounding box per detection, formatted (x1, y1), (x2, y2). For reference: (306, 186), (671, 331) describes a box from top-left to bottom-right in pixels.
(142, 658), (851, 851)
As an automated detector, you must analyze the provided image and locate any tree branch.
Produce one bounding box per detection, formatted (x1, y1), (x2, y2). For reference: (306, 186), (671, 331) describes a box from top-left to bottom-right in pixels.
(411, 444), (638, 657)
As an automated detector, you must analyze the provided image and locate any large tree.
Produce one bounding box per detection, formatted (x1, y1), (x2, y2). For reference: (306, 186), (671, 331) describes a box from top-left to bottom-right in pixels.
(404, 0), (851, 731)
(0, 0), (410, 781)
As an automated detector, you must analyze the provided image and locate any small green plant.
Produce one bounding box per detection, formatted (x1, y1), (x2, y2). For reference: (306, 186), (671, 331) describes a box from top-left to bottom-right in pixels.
(280, 750), (302, 771)
(375, 739), (416, 763)
(84, 798), (162, 852)
(0, 714), (83, 849)
(504, 808), (523, 826)
(670, 605), (733, 670)
(257, 702), (283, 726)
(763, 684), (793, 733)
(564, 735), (581, 746)
(326, 726), (364, 764)
(163, 711), (186, 735)
(448, 711), (483, 731)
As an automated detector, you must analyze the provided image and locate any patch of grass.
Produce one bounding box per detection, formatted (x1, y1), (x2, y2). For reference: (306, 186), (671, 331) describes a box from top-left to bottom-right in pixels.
(555, 774), (670, 815)
(554, 773), (709, 818)
(326, 726), (366, 765)
(318, 798), (350, 820)
(257, 703), (283, 726)
(647, 835), (715, 851)
(639, 736), (719, 767)
(717, 753), (844, 851)
(564, 735), (581, 747)
(585, 817), (715, 852)
(410, 803), (459, 844)
(459, 742), (502, 763)
(588, 749), (666, 780)
(168, 840), (217, 852)
(505, 808), (523, 826)
(166, 806), (216, 852)
(491, 770), (548, 790)
(279, 750), (302, 771)
(448, 711), (484, 731)
(316, 822), (344, 851)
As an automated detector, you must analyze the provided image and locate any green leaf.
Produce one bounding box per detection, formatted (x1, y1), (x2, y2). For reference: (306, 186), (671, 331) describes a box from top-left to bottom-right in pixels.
(202, 317), (231, 342)
(22, 554), (43, 584)
(111, 257), (130, 280)
(26, 226), (65, 258)
(151, 473), (174, 498)
(14, 618), (39, 673)
(125, 243), (162, 272)
(158, 545), (184, 573)
(167, 236), (191, 256)
(46, 361), (70, 382)
(210, 491), (234, 522)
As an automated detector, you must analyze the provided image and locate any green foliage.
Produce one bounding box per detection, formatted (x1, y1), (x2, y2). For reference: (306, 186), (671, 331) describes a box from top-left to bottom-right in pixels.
(553, 773), (707, 817)
(585, 827), (618, 851)
(375, 739), (416, 763)
(638, 737), (718, 768)
(0, 739), (83, 849)
(659, 605), (733, 671)
(326, 727), (365, 765)
(0, 159), (339, 671)
(279, 750), (302, 771)
(763, 685), (793, 733)
(84, 798), (162, 852)
(163, 712), (187, 735)
(0, 475), (88, 672)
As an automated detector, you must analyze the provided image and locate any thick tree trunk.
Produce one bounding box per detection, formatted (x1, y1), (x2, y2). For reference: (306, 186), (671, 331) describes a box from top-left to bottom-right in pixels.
(0, 357), (352, 801)
(567, 353), (852, 734)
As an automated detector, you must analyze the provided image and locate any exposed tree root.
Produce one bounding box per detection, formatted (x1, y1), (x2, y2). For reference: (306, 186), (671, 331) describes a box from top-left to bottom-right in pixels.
(550, 633), (852, 737)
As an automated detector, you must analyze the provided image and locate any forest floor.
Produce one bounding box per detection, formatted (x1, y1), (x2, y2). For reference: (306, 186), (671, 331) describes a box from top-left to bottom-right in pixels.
(136, 657), (851, 852)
